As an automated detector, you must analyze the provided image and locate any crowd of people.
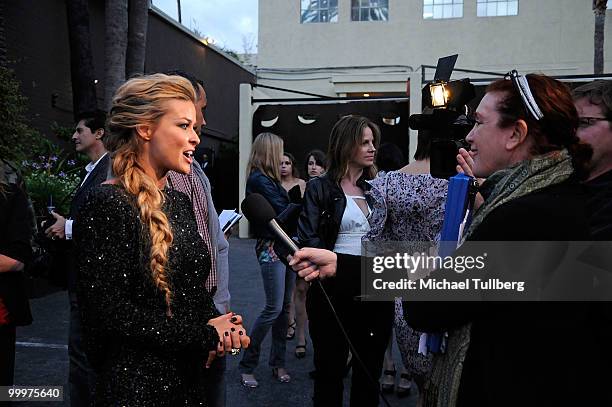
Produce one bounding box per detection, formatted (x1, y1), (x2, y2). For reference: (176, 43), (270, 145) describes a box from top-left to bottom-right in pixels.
(0, 71), (610, 407)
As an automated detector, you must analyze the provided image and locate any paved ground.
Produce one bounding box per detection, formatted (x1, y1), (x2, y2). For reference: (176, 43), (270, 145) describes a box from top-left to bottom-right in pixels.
(14, 237), (417, 407)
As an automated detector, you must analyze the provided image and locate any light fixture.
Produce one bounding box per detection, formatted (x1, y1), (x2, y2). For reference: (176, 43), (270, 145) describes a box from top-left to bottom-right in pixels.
(429, 82), (449, 108)
(363, 93), (370, 97)
(382, 116), (400, 126)
(94, 79), (99, 84)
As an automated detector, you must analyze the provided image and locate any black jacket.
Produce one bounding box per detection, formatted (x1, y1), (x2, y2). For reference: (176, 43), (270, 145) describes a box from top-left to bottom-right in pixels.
(67, 153), (110, 292)
(585, 169), (612, 240)
(246, 169), (289, 239)
(0, 181), (34, 326)
(69, 153), (110, 219)
(297, 174), (372, 250)
(388, 178), (610, 406)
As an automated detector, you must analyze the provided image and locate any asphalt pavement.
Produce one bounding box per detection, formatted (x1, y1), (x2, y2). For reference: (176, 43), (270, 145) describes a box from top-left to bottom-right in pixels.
(14, 237), (416, 407)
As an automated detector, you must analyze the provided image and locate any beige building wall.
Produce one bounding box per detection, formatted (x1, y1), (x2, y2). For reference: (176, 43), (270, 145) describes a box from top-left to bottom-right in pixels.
(259, 0), (612, 77)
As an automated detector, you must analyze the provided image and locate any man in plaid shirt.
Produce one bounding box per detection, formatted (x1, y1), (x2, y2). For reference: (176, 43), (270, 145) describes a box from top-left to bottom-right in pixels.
(166, 70), (230, 407)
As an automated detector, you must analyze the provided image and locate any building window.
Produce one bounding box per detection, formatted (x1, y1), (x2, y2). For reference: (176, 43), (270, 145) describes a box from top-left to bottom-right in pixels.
(477, 0), (518, 17)
(301, 0), (338, 23)
(423, 0), (463, 20)
(351, 0), (389, 22)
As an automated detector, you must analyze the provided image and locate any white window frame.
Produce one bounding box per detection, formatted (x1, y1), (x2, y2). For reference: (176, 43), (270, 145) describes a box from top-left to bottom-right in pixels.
(423, 0), (464, 20)
(476, 0), (519, 17)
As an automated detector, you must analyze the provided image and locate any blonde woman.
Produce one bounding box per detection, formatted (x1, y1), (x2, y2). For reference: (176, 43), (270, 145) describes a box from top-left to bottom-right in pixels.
(239, 133), (294, 387)
(74, 74), (249, 405)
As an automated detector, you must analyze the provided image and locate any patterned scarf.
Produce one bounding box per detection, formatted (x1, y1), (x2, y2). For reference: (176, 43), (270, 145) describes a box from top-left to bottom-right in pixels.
(423, 149), (574, 407)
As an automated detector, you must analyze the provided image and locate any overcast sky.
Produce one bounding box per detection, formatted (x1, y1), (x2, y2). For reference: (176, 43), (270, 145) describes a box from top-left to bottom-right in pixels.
(151, 0), (258, 54)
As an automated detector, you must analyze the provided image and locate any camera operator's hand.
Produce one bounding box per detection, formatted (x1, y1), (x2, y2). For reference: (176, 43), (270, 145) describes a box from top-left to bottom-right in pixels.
(456, 148), (476, 177)
(456, 148), (485, 210)
(45, 212), (66, 240)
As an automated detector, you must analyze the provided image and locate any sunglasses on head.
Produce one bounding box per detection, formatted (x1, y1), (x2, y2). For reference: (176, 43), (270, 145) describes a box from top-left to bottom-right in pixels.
(505, 70), (544, 121)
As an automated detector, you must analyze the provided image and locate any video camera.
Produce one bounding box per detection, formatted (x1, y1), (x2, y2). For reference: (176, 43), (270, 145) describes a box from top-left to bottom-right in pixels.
(408, 55), (476, 179)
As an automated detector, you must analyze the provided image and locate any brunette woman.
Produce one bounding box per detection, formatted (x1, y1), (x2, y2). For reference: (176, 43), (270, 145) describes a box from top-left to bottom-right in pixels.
(297, 115), (393, 406)
(287, 149), (327, 357)
(280, 152), (306, 197)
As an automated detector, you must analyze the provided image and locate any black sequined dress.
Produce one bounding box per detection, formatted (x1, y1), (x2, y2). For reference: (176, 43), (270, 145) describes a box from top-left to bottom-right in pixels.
(74, 184), (220, 406)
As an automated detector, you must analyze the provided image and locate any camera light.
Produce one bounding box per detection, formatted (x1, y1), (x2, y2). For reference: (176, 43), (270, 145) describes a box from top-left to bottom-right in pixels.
(430, 83), (449, 108)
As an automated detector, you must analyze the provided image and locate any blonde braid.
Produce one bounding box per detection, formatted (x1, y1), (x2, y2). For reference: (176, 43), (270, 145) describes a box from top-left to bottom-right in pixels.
(107, 74), (197, 316)
(112, 138), (174, 315)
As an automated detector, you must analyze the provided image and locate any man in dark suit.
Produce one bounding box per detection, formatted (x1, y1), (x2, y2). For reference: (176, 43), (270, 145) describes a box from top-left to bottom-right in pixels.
(45, 110), (109, 407)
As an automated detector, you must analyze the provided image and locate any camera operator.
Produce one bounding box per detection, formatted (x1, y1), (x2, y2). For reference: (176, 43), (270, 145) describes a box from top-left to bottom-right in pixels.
(290, 73), (610, 406)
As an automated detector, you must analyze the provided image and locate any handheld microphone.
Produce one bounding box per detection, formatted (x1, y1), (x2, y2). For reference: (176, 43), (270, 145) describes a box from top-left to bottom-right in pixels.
(241, 193), (299, 254)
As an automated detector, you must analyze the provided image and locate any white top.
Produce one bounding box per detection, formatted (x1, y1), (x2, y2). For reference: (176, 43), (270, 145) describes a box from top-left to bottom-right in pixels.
(333, 195), (371, 256)
(65, 152), (108, 239)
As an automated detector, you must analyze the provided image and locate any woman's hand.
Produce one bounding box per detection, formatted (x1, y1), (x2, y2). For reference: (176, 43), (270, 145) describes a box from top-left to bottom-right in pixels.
(289, 248), (337, 282)
(456, 148), (476, 177)
(456, 148), (485, 210)
(206, 313), (250, 367)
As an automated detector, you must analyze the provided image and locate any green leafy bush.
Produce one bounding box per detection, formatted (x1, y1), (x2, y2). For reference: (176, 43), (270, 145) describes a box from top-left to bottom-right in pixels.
(21, 147), (81, 217)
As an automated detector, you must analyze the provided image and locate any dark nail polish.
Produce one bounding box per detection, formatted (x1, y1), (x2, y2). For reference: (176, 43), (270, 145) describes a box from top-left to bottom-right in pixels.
(239, 331), (244, 336)
(231, 327), (236, 332)
(230, 316), (237, 323)
(224, 331), (229, 336)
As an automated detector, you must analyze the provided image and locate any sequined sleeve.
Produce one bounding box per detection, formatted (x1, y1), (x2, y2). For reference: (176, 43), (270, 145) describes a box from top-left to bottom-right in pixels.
(74, 185), (219, 365)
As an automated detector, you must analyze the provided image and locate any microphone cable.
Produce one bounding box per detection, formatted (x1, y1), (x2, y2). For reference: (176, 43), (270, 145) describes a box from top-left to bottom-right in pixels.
(313, 277), (393, 407)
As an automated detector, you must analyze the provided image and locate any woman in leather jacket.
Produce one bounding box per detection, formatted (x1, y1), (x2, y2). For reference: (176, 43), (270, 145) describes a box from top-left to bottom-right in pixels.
(297, 115), (394, 407)
(239, 133), (295, 387)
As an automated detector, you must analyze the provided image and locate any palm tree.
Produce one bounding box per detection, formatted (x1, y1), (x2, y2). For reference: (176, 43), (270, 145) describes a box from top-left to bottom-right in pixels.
(0, 0), (6, 68)
(104, 0), (128, 110)
(126, 0), (149, 78)
(65, 0), (98, 117)
(593, 0), (608, 74)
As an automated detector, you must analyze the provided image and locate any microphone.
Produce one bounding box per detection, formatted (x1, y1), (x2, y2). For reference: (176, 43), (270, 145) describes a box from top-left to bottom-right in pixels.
(240, 193), (299, 254)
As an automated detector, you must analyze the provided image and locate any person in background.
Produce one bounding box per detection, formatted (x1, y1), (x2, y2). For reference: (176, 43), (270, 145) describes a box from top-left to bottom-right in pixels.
(286, 149), (327, 358)
(0, 159), (34, 397)
(239, 133), (294, 388)
(298, 115), (392, 406)
(74, 74), (248, 405)
(375, 142), (405, 176)
(573, 80), (612, 239)
(369, 133), (446, 399)
(164, 70), (230, 407)
(280, 151), (307, 357)
(280, 152), (306, 198)
(44, 109), (109, 407)
(305, 149), (326, 180)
